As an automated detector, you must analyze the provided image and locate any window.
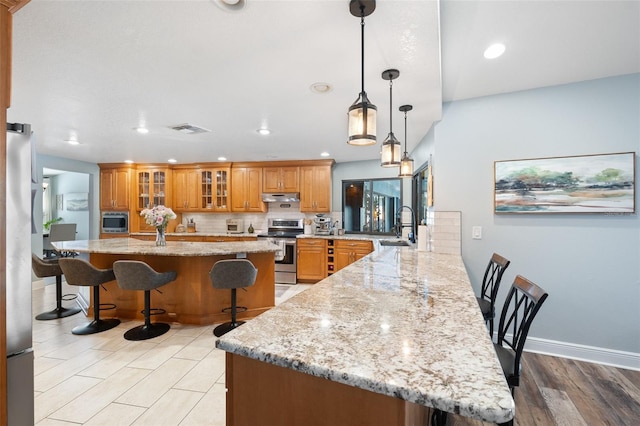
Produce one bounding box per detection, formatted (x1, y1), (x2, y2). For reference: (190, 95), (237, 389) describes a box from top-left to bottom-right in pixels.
(342, 178), (402, 234)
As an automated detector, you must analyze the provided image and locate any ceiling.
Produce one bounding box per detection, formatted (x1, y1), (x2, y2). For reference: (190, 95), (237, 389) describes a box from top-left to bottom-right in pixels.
(7, 0), (639, 166)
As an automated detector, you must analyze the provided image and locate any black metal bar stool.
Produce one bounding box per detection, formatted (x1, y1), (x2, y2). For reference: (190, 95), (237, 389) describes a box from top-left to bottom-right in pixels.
(58, 258), (121, 335)
(209, 259), (257, 337)
(476, 253), (511, 337)
(31, 253), (81, 320)
(113, 260), (177, 341)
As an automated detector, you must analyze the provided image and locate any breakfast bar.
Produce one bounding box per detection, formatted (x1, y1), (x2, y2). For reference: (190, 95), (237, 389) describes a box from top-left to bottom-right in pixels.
(52, 238), (279, 325)
(216, 244), (515, 425)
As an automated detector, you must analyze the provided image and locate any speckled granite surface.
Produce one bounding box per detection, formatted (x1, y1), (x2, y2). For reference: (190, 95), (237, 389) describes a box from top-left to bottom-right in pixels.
(216, 246), (515, 423)
(52, 238), (279, 257)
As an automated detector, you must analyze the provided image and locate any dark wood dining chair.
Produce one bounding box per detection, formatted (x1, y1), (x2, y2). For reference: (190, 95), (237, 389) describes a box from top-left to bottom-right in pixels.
(476, 253), (511, 337)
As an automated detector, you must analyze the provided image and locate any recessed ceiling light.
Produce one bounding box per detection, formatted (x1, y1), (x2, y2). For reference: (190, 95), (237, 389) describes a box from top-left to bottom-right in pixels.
(218, 156), (227, 161)
(212, 0), (245, 12)
(310, 82), (332, 94)
(135, 127), (149, 134)
(257, 128), (271, 136)
(66, 140), (80, 145)
(484, 43), (506, 59)
(320, 152), (330, 157)
(124, 160), (134, 164)
(168, 158), (177, 164)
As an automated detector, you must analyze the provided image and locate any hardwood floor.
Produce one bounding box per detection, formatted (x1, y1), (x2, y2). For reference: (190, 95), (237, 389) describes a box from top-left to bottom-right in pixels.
(32, 279), (639, 425)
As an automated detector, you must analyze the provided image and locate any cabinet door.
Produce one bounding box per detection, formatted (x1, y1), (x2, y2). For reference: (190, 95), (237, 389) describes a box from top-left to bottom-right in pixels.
(281, 167), (299, 192)
(297, 239), (326, 281)
(300, 166), (330, 212)
(263, 168), (281, 192)
(231, 167), (266, 212)
(100, 168), (130, 210)
(334, 249), (352, 272)
(173, 169), (200, 211)
(137, 168), (170, 210)
(231, 168), (248, 211)
(246, 167), (266, 212)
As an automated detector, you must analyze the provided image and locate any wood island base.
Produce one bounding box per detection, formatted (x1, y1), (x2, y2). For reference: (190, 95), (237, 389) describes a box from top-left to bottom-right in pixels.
(225, 353), (429, 426)
(88, 251), (275, 325)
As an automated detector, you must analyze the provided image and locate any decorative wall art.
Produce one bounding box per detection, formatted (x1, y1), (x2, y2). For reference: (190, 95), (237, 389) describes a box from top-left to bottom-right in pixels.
(65, 192), (89, 211)
(494, 152), (635, 214)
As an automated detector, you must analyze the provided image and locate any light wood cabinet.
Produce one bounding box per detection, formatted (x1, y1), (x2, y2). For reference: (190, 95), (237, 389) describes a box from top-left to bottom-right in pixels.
(300, 165), (331, 212)
(231, 167), (266, 212)
(263, 166), (299, 192)
(297, 238), (327, 282)
(173, 168), (200, 211)
(100, 167), (131, 210)
(334, 240), (373, 272)
(173, 166), (230, 212)
(136, 166), (171, 211)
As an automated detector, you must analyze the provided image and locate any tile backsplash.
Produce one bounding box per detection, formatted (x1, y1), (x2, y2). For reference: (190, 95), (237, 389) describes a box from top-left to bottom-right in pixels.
(426, 211), (461, 254)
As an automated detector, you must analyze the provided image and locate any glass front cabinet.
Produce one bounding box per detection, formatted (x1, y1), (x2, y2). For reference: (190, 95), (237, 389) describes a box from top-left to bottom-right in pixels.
(137, 167), (169, 211)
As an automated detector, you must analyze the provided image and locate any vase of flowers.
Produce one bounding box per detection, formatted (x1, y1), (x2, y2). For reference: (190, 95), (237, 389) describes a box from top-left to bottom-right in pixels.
(140, 205), (177, 246)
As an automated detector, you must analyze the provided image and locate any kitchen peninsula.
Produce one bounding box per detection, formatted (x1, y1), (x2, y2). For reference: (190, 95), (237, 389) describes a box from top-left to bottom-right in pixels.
(216, 245), (515, 425)
(52, 238), (279, 325)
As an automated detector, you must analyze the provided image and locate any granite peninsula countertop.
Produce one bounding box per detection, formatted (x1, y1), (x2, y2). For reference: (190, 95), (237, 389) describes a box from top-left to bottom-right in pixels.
(129, 232), (258, 238)
(52, 238), (279, 257)
(216, 246), (515, 423)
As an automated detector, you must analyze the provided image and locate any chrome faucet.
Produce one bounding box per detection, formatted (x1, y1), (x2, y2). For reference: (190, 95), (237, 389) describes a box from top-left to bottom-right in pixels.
(395, 205), (416, 243)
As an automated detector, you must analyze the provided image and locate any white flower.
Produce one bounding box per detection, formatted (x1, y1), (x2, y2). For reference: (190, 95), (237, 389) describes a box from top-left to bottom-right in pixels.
(140, 205), (177, 229)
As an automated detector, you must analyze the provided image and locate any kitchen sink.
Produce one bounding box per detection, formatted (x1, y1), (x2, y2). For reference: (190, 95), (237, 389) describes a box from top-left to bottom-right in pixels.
(379, 239), (411, 246)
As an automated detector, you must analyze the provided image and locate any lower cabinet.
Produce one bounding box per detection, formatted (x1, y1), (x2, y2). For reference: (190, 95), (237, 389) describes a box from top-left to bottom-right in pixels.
(334, 240), (373, 272)
(297, 238), (327, 283)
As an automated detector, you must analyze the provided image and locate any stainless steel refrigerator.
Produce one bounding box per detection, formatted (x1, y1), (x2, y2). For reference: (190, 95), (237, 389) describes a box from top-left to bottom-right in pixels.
(5, 122), (34, 425)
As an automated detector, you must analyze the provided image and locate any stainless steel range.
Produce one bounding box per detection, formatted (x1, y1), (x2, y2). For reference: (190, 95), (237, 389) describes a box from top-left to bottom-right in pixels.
(258, 218), (304, 284)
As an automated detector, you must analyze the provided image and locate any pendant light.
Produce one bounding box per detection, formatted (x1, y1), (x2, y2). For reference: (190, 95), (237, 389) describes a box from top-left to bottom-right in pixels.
(347, 0), (377, 146)
(380, 69), (401, 167)
(398, 104), (414, 177)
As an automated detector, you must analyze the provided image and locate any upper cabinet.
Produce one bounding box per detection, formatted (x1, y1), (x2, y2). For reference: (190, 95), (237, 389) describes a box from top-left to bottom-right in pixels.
(100, 166), (131, 210)
(136, 166), (171, 210)
(263, 166), (299, 192)
(231, 166), (266, 212)
(173, 166), (230, 212)
(300, 165), (331, 212)
(200, 167), (230, 212)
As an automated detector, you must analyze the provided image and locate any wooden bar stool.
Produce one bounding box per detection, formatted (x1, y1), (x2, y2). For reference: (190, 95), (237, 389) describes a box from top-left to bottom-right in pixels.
(58, 258), (120, 335)
(113, 260), (176, 341)
(209, 259), (257, 337)
(31, 253), (81, 320)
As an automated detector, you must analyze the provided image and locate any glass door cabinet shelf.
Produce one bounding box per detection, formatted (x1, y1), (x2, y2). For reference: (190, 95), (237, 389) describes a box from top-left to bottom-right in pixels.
(201, 169), (229, 211)
(137, 169), (168, 210)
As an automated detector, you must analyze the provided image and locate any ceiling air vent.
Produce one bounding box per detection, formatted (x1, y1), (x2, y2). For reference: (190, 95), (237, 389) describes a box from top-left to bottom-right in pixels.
(169, 123), (211, 134)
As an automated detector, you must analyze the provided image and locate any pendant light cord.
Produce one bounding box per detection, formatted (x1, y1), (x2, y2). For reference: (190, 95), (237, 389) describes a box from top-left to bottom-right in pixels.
(389, 79), (393, 132)
(403, 110), (408, 154)
(360, 11), (365, 94)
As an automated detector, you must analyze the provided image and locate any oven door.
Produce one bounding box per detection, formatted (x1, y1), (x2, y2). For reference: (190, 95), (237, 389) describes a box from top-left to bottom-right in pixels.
(272, 238), (297, 284)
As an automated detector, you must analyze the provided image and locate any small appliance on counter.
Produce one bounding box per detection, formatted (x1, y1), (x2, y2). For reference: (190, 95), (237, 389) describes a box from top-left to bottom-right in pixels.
(226, 218), (244, 234)
(314, 214), (332, 235)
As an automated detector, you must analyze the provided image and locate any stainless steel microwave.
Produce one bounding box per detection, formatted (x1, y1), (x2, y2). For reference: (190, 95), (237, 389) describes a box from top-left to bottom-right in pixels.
(101, 211), (129, 233)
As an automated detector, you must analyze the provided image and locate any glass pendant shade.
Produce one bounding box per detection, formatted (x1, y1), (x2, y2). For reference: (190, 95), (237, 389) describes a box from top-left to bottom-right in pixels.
(399, 153), (414, 177)
(381, 132), (401, 167)
(348, 93), (377, 146)
(398, 104), (414, 177)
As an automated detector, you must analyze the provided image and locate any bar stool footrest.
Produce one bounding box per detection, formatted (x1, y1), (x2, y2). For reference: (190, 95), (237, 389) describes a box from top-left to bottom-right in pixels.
(221, 305), (247, 314)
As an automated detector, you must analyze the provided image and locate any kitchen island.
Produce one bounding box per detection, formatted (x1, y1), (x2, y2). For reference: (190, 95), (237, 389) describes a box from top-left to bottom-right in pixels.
(52, 238), (278, 325)
(216, 244), (515, 425)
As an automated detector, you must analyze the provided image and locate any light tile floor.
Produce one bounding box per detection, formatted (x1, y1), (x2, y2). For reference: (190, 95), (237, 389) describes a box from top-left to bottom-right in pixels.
(32, 279), (311, 425)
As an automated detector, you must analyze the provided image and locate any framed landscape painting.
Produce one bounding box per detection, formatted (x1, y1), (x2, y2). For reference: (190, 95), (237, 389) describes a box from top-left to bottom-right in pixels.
(494, 152), (635, 214)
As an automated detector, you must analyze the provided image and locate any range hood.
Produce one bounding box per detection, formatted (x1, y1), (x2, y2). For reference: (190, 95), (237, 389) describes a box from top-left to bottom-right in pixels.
(261, 192), (300, 203)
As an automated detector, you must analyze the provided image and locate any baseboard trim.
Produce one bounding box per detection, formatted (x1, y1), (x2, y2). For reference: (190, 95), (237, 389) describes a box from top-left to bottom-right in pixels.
(523, 337), (640, 371)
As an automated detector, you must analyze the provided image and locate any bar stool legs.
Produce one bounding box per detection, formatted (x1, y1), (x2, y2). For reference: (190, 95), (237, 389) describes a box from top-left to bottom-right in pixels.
(35, 274), (81, 320)
(71, 285), (120, 335)
(123, 289), (170, 341)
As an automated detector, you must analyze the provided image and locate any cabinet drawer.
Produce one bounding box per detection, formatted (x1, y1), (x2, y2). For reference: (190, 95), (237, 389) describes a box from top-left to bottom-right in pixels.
(335, 240), (373, 251)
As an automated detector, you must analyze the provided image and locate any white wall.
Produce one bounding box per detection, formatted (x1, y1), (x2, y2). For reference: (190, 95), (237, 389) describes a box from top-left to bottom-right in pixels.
(32, 154), (99, 257)
(428, 74), (640, 354)
(49, 172), (90, 240)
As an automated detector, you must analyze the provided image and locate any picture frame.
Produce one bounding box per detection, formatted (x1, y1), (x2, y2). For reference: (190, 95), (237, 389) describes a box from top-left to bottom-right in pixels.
(494, 152), (635, 214)
(65, 192), (89, 211)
